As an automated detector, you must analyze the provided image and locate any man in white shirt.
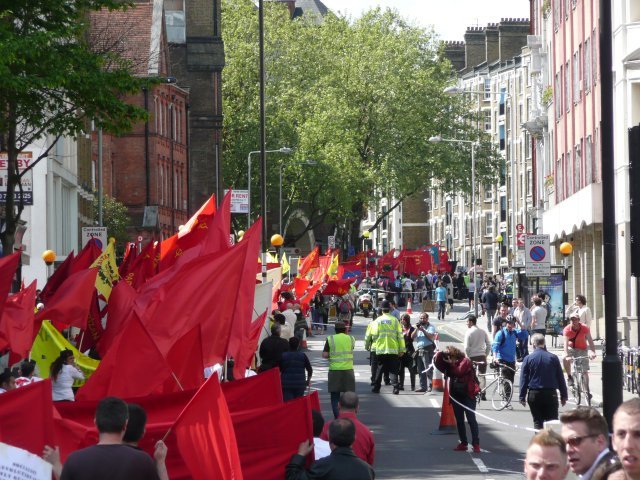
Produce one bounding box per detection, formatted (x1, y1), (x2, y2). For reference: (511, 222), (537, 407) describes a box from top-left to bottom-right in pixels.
(463, 315), (491, 399)
(530, 297), (547, 336)
(281, 304), (297, 341)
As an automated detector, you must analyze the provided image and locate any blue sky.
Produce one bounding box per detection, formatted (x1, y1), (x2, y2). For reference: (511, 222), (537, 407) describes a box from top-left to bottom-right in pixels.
(321, 0), (531, 41)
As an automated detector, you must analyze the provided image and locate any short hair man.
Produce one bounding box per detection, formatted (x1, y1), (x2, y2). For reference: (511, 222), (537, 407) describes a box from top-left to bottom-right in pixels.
(519, 334), (568, 429)
(560, 407), (612, 479)
(320, 392), (375, 466)
(612, 398), (640, 480)
(0, 368), (16, 393)
(259, 323), (290, 372)
(123, 404), (169, 480)
(60, 397), (160, 480)
(463, 314), (491, 399)
(524, 429), (570, 480)
(286, 418), (374, 480)
(323, 322), (356, 418)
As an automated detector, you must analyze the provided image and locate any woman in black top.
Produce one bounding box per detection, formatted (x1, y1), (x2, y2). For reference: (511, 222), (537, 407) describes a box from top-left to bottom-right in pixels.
(398, 314), (417, 391)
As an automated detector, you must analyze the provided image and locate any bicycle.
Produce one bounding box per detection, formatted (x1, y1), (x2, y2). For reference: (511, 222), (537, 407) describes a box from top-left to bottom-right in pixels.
(473, 361), (516, 411)
(567, 355), (591, 406)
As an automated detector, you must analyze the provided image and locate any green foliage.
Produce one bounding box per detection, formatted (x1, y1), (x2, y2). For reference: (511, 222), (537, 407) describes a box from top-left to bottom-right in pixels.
(221, 1), (499, 242)
(0, 0), (152, 256)
(542, 86), (553, 105)
(92, 194), (130, 254)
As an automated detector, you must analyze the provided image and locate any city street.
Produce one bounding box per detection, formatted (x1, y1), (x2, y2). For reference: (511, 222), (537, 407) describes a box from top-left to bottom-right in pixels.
(305, 301), (632, 479)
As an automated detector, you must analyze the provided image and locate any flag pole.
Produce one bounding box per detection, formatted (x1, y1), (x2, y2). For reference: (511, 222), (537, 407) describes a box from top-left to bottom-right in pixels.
(171, 371), (184, 391)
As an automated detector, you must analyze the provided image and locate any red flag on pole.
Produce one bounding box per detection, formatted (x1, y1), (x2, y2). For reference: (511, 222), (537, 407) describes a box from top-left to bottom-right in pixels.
(95, 280), (137, 357)
(40, 252), (74, 304)
(173, 375), (244, 480)
(321, 278), (355, 296)
(0, 379), (55, 455)
(121, 240), (158, 289)
(0, 280), (37, 358)
(70, 239), (103, 274)
(163, 324), (205, 393)
(297, 246), (320, 277)
(233, 310), (268, 377)
(293, 278), (310, 299)
(76, 316), (174, 401)
(36, 268), (98, 330)
(221, 367), (283, 412)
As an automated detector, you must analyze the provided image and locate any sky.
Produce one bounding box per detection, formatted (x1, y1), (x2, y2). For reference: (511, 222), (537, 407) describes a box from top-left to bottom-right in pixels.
(320, 0), (531, 41)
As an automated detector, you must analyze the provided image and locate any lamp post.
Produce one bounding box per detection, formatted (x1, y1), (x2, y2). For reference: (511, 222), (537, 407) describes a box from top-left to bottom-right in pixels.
(42, 249), (56, 279)
(495, 234), (503, 274)
(247, 147), (292, 229)
(270, 233), (284, 263)
(363, 230), (371, 286)
(560, 241), (573, 327)
(279, 159), (316, 236)
(445, 85), (517, 270)
(429, 135), (479, 317)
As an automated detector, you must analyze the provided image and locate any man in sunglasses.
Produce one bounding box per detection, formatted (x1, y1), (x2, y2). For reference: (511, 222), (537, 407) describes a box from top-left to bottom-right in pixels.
(560, 407), (613, 479)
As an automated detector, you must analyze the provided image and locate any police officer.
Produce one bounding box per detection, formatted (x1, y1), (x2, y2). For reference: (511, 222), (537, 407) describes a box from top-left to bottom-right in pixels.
(365, 300), (405, 394)
(323, 322), (356, 418)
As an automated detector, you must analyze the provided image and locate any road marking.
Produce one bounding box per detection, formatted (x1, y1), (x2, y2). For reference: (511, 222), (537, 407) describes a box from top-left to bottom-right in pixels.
(472, 458), (489, 473)
(429, 399), (440, 409)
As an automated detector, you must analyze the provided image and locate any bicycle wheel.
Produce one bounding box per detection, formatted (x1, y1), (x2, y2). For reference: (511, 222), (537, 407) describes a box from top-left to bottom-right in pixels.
(581, 374), (591, 407)
(574, 375), (582, 406)
(491, 379), (513, 411)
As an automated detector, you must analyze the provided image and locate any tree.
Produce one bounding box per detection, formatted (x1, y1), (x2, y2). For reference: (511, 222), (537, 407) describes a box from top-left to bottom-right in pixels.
(221, 2), (498, 246)
(0, 1), (151, 257)
(92, 194), (130, 257)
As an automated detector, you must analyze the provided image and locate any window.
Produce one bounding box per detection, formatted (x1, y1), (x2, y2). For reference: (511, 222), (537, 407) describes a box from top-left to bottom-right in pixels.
(165, 0), (186, 44)
(484, 184), (492, 201)
(575, 141), (582, 191)
(573, 50), (580, 104)
(586, 135), (593, 184)
(565, 0), (570, 18)
(453, 217), (459, 239)
(565, 61), (571, 112)
(382, 206), (388, 230)
(500, 195), (507, 222)
(566, 150), (573, 195)
(484, 110), (491, 131)
(499, 89), (506, 116)
(445, 199), (453, 225)
(593, 29), (598, 85)
(485, 212), (493, 235)
(499, 124), (505, 150)
(584, 38), (591, 93)
(556, 155), (564, 202)
(527, 169), (533, 197)
(554, 0), (560, 30)
(485, 248), (493, 271)
(484, 78), (491, 100)
(555, 70), (562, 119)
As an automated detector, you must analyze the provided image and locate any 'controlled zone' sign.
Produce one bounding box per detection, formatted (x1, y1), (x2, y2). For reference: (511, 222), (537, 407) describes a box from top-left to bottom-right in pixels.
(525, 234), (550, 277)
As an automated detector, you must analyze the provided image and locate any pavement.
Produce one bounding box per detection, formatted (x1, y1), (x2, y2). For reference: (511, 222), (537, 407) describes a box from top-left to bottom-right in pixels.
(304, 299), (635, 479)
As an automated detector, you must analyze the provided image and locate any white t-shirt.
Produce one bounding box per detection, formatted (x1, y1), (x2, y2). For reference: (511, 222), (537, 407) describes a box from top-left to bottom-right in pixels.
(52, 364), (84, 401)
(314, 437), (331, 460)
(530, 305), (547, 331)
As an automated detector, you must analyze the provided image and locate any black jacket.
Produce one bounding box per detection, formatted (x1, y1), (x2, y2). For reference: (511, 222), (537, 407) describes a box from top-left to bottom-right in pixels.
(285, 447), (375, 480)
(259, 335), (289, 371)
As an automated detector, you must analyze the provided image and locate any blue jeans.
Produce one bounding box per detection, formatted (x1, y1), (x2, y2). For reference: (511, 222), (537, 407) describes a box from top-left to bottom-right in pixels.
(437, 301), (446, 319)
(451, 394), (479, 445)
(416, 348), (435, 389)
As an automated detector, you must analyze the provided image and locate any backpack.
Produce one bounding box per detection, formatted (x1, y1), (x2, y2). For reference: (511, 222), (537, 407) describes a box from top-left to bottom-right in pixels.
(339, 301), (350, 314)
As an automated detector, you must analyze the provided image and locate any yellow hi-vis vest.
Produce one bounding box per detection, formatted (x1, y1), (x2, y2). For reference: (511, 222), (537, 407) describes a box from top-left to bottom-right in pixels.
(327, 333), (355, 370)
(365, 313), (405, 355)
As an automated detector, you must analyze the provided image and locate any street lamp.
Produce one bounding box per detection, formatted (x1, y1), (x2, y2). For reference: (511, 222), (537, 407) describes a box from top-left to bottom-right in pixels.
(444, 85), (517, 271)
(363, 230), (371, 285)
(42, 249), (56, 279)
(429, 135), (480, 317)
(279, 159), (317, 236)
(495, 234), (503, 274)
(247, 147), (292, 229)
(560, 241), (573, 326)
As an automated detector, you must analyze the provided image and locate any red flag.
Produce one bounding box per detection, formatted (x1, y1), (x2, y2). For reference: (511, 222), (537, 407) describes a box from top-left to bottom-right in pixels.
(52, 408), (98, 463)
(293, 278), (310, 299)
(321, 278), (355, 296)
(36, 268), (98, 330)
(222, 367), (282, 412)
(122, 240), (158, 290)
(40, 252), (74, 304)
(137, 219), (261, 366)
(160, 195), (217, 271)
(76, 316), (174, 401)
(298, 246), (320, 277)
(233, 310), (268, 376)
(0, 280), (37, 357)
(0, 379), (55, 455)
(70, 239), (103, 274)
(77, 295), (104, 353)
(298, 282), (322, 310)
(95, 280), (137, 356)
(231, 395), (313, 480)
(163, 324), (204, 393)
(173, 376), (243, 480)
(308, 390), (321, 412)
(118, 241), (138, 276)
(225, 220), (261, 378)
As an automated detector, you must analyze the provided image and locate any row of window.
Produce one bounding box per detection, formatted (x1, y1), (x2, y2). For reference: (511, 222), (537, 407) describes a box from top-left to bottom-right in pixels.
(153, 96), (185, 144)
(554, 33), (597, 119)
(553, 0), (579, 31)
(555, 133), (597, 201)
(157, 159), (187, 210)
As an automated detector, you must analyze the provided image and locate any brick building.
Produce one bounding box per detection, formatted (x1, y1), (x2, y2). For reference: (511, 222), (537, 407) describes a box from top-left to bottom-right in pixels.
(90, 0), (189, 242)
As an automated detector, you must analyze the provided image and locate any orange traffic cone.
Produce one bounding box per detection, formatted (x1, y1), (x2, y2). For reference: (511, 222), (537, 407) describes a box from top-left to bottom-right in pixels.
(431, 378), (457, 435)
(432, 365), (444, 391)
(406, 299), (413, 314)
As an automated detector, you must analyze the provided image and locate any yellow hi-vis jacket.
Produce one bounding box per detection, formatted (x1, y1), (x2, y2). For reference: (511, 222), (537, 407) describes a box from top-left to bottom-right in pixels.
(364, 313), (405, 355)
(327, 333), (356, 370)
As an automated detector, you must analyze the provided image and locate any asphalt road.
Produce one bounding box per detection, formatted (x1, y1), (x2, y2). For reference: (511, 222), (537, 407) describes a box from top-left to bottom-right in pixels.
(305, 301), (628, 479)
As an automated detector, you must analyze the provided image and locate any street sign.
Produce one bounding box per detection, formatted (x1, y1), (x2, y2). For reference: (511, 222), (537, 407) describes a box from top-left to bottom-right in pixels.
(327, 235), (335, 249)
(525, 234), (550, 277)
(224, 189), (249, 214)
(81, 227), (108, 250)
(516, 232), (526, 247)
(0, 152), (34, 205)
(515, 250), (525, 267)
(516, 223), (525, 233)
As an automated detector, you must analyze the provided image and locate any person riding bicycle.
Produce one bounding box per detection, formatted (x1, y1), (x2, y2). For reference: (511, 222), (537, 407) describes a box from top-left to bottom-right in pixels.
(562, 314), (596, 392)
(491, 317), (518, 388)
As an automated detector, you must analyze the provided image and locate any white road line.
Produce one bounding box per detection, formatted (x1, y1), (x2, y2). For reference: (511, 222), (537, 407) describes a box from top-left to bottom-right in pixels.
(472, 458), (489, 473)
(429, 399), (440, 409)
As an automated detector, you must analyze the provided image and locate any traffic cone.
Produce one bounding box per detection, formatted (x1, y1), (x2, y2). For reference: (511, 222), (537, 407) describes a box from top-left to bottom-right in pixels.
(406, 299), (413, 314)
(432, 365), (444, 391)
(431, 378), (457, 435)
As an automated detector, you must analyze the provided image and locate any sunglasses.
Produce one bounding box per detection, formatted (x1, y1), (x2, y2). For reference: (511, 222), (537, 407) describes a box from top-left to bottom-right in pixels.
(566, 434), (598, 447)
